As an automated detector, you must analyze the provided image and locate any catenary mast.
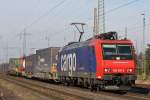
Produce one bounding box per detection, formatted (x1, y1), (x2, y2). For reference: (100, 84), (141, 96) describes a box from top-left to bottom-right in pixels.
(97, 0), (105, 34)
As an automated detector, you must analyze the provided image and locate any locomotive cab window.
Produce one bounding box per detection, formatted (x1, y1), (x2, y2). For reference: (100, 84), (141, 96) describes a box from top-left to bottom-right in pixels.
(117, 45), (132, 55)
(102, 44), (133, 60)
(102, 44), (116, 55)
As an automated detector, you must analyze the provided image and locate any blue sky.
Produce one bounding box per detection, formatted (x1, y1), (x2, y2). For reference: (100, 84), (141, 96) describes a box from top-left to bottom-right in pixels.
(0, 0), (149, 62)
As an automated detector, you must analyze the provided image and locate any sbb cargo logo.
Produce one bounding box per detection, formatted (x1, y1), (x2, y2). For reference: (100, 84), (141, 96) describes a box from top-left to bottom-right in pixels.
(61, 53), (76, 76)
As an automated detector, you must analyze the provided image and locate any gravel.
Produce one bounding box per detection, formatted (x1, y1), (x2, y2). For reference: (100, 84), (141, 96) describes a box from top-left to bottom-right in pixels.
(0, 78), (51, 100)
(0, 85), (20, 100)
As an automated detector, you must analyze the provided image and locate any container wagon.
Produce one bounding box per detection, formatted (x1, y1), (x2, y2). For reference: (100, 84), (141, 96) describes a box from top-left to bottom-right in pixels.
(27, 47), (60, 80)
(0, 63), (9, 74)
(9, 58), (24, 76)
(25, 54), (37, 78)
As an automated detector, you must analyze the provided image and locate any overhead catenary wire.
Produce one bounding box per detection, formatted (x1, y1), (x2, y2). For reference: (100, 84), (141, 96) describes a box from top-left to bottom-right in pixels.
(18, 0), (142, 49)
(21, 0), (67, 32)
(17, 0), (68, 45)
(116, 21), (150, 33)
(85, 0), (142, 34)
(3, 0), (147, 64)
(84, 0), (140, 21)
(105, 0), (140, 14)
(16, 0), (67, 57)
(18, 0), (141, 37)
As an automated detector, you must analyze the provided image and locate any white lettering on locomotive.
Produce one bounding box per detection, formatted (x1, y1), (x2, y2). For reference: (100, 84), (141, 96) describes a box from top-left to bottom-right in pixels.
(61, 53), (77, 76)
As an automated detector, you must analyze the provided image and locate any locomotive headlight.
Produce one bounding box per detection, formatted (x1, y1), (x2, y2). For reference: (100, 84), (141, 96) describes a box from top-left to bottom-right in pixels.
(104, 68), (108, 72)
(104, 68), (111, 73)
(127, 68), (133, 73)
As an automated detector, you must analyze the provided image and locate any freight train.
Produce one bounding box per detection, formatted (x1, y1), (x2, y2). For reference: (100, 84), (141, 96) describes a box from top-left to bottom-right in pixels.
(1, 31), (136, 91)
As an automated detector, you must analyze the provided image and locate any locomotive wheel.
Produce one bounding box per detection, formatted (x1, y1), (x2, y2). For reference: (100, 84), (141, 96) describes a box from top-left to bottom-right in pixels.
(64, 81), (70, 86)
(96, 85), (101, 91)
(90, 84), (97, 92)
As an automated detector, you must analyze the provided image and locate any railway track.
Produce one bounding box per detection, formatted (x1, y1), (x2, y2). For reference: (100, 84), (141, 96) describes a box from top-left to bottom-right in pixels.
(1, 75), (92, 100)
(0, 75), (150, 100)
